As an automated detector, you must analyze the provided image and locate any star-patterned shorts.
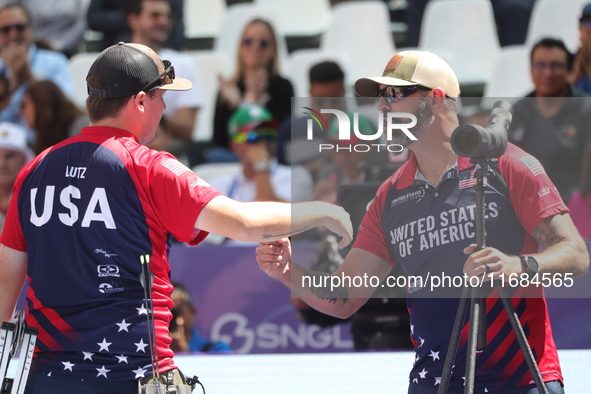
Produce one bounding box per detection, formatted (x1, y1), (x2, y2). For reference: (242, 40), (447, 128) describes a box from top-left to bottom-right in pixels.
(407, 380), (564, 394)
(24, 371), (138, 394)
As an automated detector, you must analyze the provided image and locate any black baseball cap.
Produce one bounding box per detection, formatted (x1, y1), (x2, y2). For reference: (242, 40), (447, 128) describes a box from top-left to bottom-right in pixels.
(86, 42), (192, 98)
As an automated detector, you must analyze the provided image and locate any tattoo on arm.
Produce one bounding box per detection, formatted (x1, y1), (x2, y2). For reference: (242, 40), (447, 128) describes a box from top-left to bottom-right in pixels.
(262, 226), (312, 240)
(532, 215), (588, 276)
(532, 216), (564, 250)
(305, 272), (349, 305)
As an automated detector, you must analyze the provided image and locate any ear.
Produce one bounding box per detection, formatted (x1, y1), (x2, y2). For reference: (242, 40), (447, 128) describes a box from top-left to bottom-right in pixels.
(133, 91), (147, 115)
(429, 87), (447, 114)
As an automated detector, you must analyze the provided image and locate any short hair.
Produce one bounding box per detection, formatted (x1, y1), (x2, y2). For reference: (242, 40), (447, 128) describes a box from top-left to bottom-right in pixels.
(0, 3), (31, 25)
(309, 61), (345, 84)
(530, 38), (574, 70)
(86, 75), (131, 123)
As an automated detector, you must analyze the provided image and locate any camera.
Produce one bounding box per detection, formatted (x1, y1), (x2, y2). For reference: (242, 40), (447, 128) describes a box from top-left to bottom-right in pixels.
(451, 101), (514, 159)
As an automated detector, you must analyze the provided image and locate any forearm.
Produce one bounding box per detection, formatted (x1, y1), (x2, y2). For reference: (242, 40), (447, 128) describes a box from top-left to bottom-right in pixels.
(196, 197), (350, 244)
(532, 234), (589, 277)
(279, 261), (363, 319)
(532, 214), (590, 277)
(240, 201), (337, 241)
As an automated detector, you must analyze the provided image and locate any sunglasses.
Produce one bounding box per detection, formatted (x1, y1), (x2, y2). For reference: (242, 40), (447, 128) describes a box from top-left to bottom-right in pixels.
(0, 23), (27, 35)
(232, 128), (276, 144)
(242, 37), (270, 49)
(141, 60), (175, 93)
(377, 85), (428, 103)
(532, 61), (567, 73)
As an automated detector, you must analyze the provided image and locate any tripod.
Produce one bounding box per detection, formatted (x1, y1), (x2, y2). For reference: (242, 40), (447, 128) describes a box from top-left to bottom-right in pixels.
(0, 311), (38, 394)
(437, 159), (549, 394)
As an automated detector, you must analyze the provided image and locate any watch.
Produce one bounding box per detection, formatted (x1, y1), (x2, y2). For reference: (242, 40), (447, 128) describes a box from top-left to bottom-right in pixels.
(253, 159), (271, 173)
(519, 255), (539, 277)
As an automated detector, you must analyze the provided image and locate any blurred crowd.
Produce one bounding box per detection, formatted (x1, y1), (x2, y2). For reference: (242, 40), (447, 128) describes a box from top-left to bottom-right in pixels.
(0, 0), (591, 352)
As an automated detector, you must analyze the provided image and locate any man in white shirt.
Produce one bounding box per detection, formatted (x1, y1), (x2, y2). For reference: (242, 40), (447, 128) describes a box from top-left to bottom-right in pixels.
(128, 0), (202, 143)
(208, 105), (313, 204)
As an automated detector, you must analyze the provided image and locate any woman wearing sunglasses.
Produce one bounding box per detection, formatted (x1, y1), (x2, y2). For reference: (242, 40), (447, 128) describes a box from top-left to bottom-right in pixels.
(212, 18), (294, 153)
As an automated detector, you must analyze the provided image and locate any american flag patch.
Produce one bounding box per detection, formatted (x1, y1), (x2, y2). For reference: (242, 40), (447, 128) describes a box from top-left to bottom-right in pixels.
(459, 169), (486, 189)
(161, 158), (191, 176)
(521, 156), (545, 176)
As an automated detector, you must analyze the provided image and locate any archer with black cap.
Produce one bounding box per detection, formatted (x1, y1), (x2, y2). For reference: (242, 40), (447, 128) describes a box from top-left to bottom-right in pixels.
(0, 42), (353, 393)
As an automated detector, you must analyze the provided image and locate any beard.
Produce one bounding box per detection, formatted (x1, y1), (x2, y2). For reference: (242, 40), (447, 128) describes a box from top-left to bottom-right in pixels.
(387, 98), (434, 154)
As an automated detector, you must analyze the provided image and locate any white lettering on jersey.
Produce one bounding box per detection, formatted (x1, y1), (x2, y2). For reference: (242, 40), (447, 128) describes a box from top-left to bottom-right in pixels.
(65, 166), (87, 179)
(59, 185), (81, 225)
(29, 186), (116, 229)
(30, 186), (55, 227)
(81, 188), (116, 229)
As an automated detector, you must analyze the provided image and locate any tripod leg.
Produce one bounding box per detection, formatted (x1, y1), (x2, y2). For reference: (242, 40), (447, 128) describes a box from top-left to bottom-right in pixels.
(464, 288), (486, 394)
(10, 327), (37, 394)
(438, 286), (471, 394)
(497, 285), (549, 394)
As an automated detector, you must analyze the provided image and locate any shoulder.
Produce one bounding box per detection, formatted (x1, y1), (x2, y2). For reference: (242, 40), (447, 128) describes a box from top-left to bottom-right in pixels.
(497, 143), (539, 173)
(35, 47), (69, 65)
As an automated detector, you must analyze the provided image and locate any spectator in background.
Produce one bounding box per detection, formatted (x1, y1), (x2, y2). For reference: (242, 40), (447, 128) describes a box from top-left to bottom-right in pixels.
(0, 0), (87, 58)
(208, 105), (312, 204)
(21, 80), (88, 155)
(0, 121), (34, 231)
(0, 4), (73, 125)
(510, 37), (591, 202)
(213, 19), (293, 154)
(169, 282), (232, 353)
(87, 0), (185, 51)
(128, 0), (202, 153)
(276, 61), (345, 177)
(571, 3), (591, 94)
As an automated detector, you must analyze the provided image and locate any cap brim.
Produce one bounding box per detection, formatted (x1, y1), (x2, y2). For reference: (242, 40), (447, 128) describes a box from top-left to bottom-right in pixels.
(354, 77), (418, 97)
(158, 77), (193, 91)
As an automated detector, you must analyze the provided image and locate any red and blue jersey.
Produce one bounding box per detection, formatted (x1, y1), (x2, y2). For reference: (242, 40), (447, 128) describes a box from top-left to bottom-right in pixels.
(354, 144), (566, 392)
(0, 126), (221, 381)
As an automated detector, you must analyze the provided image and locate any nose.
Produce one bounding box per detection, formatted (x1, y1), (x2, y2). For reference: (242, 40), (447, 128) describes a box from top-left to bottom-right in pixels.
(377, 96), (392, 112)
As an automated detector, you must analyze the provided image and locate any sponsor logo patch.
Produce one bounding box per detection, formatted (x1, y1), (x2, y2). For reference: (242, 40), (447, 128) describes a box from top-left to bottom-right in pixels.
(98, 283), (124, 294)
(98, 265), (120, 277)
